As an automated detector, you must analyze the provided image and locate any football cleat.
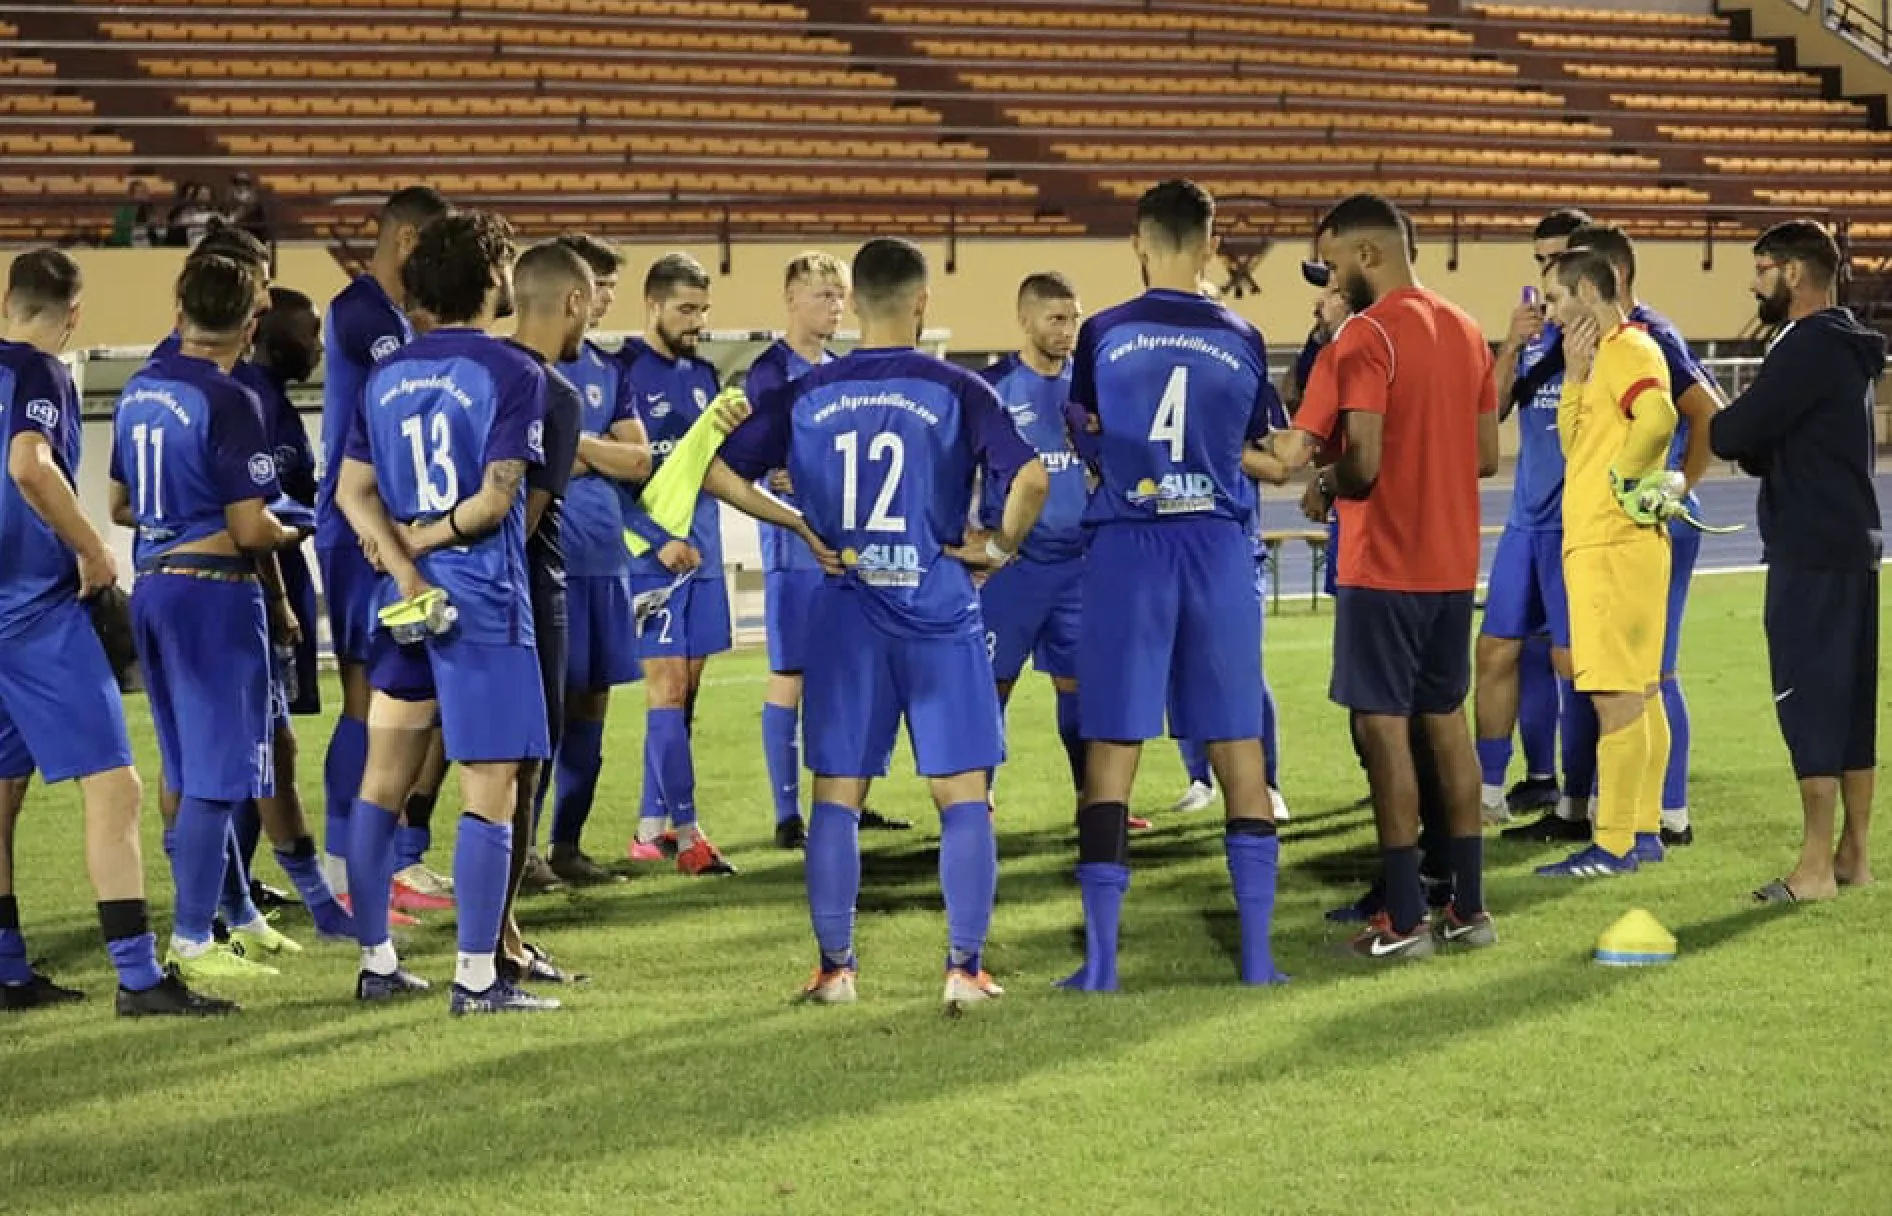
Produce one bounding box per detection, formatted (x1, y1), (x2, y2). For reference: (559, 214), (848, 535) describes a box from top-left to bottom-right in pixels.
(1506, 776), (1561, 813)
(547, 846), (621, 886)
(1660, 823), (1694, 847)
(1431, 905), (1498, 949)
(1344, 913), (1437, 962)
(518, 851), (567, 894)
(1631, 833), (1667, 865)
(337, 893), (420, 929)
(1127, 814), (1154, 832)
(395, 862), (454, 898)
(248, 879), (300, 910)
(230, 920), (303, 957)
(943, 968), (1005, 1009)
(774, 814), (808, 850)
(858, 808), (911, 832)
(796, 965), (858, 1005)
(392, 874), (454, 913)
(356, 967), (431, 1002)
(627, 830), (679, 863)
(116, 966), (238, 1017)
(166, 941), (279, 981)
(1535, 843), (1639, 879)
(450, 980), (562, 1016)
(1501, 811), (1593, 844)
(1, 967), (86, 1011)
(676, 836), (736, 876)
(1170, 780), (1215, 814)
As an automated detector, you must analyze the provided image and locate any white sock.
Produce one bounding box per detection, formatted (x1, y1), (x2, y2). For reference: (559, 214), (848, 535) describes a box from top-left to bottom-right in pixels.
(170, 934), (212, 959)
(456, 952), (497, 993)
(360, 941), (398, 976)
(325, 854), (349, 898)
(1661, 807), (1690, 833)
(674, 822), (702, 848)
(233, 915), (271, 937)
(635, 817), (666, 846)
(1481, 783), (1505, 809)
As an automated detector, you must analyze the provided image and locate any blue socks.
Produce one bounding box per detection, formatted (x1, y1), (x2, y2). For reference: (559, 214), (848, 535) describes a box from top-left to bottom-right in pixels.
(99, 900), (163, 992)
(648, 707), (696, 827)
(638, 718), (668, 831)
(233, 800), (262, 873)
(217, 819), (261, 928)
(0, 895), (29, 986)
(346, 798), (400, 949)
(1053, 691), (1085, 799)
(452, 814), (512, 959)
(939, 802), (997, 975)
(1476, 736), (1513, 789)
(275, 835), (354, 938)
(761, 703), (800, 825)
(324, 714), (367, 868)
(1062, 863), (1129, 992)
(551, 716), (606, 846)
(1224, 821), (1285, 985)
(1661, 675), (1690, 811)
(1519, 643), (1560, 777)
(806, 802), (860, 970)
(1560, 679), (1598, 805)
(1177, 738), (1211, 787)
(172, 796), (236, 946)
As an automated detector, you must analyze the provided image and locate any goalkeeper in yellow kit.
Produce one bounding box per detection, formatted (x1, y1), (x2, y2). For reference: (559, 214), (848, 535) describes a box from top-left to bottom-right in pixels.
(1536, 248), (1679, 877)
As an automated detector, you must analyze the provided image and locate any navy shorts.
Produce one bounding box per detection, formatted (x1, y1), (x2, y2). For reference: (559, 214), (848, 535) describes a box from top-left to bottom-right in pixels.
(0, 599), (135, 783)
(764, 568), (824, 675)
(134, 569), (274, 801)
(980, 554), (1083, 683)
(1078, 520), (1262, 742)
(317, 542), (380, 666)
(1482, 525), (1570, 649)
(801, 584), (1005, 779)
(1765, 564), (1879, 778)
(565, 573), (641, 690)
(533, 576), (568, 764)
(369, 630), (551, 765)
(1332, 587), (1474, 717)
(280, 543), (322, 715)
(632, 571), (731, 661)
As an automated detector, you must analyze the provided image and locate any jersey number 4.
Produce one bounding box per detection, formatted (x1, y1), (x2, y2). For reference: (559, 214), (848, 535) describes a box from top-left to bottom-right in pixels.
(401, 413), (460, 514)
(1149, 366), (1188, 461)
(834, 432), (907, 532)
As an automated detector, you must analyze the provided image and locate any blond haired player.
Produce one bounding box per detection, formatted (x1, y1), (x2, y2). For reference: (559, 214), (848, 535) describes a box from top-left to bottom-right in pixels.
(1534, 247), (1679, 878)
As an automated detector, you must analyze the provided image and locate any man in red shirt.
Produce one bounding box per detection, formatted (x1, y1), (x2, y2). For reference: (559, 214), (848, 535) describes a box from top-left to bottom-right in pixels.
(1267, 194), (1501, 960)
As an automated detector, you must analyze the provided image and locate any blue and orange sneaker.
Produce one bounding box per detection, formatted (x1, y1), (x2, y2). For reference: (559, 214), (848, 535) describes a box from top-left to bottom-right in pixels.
(1631, 833), (1667, 865)
(796, 962), (858, 1005)
(1536, 843), (1639, 879)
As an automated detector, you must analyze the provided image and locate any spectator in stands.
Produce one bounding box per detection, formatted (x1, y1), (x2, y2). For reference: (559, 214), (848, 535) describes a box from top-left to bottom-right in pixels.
(165, 182), (217, 248)
(108, 181), (161, 249)
(222, 172), (270, 244)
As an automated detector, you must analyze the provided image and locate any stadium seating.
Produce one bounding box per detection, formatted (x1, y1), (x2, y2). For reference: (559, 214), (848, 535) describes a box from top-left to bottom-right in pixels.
(0, 0), (1885, 248)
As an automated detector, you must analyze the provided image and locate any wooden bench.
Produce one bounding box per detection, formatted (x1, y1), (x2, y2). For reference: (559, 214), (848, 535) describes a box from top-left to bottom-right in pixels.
(1260, 522), (1506, 614)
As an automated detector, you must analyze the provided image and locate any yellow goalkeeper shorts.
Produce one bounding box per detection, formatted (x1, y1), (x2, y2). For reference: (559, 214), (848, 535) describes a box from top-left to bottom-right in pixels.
(1564, 538), (1670, 694)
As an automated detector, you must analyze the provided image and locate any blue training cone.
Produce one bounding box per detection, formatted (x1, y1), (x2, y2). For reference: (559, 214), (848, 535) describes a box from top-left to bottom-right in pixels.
(1594, 908), (1677, 967)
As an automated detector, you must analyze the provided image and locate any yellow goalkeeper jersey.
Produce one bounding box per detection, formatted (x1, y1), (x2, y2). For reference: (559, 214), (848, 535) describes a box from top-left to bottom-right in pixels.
(1558, 322), (1677, 552)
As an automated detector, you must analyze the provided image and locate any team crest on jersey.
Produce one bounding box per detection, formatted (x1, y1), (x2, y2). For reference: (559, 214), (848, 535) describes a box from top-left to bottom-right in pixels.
(248, 454), (276, 486)
(527, 419), (545, 458)
(1007, 404), (1038, 429)
(1128, 474), (1215, 515)
(586, 384), (604, 408)
(23, 398), (58, 429)
(693, 387), (709, 410)
(369, 335), (401, 362)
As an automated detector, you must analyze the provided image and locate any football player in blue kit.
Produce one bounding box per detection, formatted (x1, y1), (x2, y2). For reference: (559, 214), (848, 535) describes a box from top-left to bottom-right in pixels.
(712, 236), (1046, 1008)
(0, 249), (228, 1015)
(620, 253), (737, 876)
(334, 211), (559, 1014)
(315, 186), (451, 902)
(533, 233), (653, 887)
(112, 253), (296, 996)
(1062, 181), (1285, 992)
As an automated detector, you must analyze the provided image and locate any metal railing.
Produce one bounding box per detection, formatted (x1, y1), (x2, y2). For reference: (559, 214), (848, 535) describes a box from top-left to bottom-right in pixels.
(1825, 0), (1892, 64)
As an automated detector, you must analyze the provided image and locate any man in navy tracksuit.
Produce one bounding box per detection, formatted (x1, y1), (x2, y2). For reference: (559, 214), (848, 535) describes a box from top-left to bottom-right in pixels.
(1711, 220), (1885, 905)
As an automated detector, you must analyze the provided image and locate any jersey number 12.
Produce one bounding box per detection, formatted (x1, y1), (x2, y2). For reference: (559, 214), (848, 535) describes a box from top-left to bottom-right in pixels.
(1149, 366), (1188, 461)
(834, 431), (907, 532)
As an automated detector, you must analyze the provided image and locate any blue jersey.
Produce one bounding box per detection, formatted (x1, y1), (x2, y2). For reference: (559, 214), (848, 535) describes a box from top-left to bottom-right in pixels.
(619, 338), (724, 580)
(977, 354), (1087, 563)
(1509, 323), (1566, 532)
(0, 341), (84, 638)
(111, 352), (280, 569)
(746, 339), (829, 574)
(722, 347), (1035, 640)
(1243, 387), (1294, 560)
(1630, 304), (1712, 477)
(317, 274), (411, 550)
(244, 360), (318, 532)
(556, 339), (640, 578)
(345, 328), (546, 646)
(1069, 288), (1276, 527)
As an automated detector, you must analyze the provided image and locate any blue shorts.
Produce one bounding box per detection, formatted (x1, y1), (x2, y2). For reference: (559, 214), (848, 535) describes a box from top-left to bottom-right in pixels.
(1078, 521), (1262, 742)
(369, 630), (551, 764)
(633, 572), (731, 661)
(802, 585), (1005, 779)
(1482, 525), (1570, 648)
(317, 543), (380, 666)
(1332, 587), (1474, 716)
(565, 573), (641, 690)
(1662, 514), (1701, 675)
(134, 570), (274, 802)
(0, 600), (135, 783)
(764, 568), (824, 674)
(280, 543), (321, 715)
(980, 554), (1083, 683)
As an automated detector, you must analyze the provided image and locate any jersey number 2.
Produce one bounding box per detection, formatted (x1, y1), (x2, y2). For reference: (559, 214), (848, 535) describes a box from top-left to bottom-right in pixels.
(834, 432), (907, 532)
(1149, 366), (1188, 461)
(401, 413), (459, 514)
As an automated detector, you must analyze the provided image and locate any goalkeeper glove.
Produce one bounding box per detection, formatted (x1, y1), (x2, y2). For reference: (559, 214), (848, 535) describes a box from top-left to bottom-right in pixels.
(1610, 469), (1686, 527)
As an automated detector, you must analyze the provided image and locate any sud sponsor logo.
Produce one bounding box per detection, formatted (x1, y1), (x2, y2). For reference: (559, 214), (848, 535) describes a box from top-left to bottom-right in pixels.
(840, 542), (923, 588)
(1127, 473), (1215, 515)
